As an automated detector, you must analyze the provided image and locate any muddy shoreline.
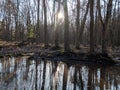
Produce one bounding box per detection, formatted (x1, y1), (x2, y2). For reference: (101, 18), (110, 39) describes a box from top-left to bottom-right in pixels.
(0, 45), (119, 66)
(28, 51), (117, 65)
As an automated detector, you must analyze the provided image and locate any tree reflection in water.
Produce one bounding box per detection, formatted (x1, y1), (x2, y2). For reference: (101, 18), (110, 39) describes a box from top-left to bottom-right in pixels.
(0, 57), (120, 90)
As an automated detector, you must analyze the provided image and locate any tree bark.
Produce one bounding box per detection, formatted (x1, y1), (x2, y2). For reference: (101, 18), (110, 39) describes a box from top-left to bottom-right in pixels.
(75, 1), (89, 47)
(97, 0), (113, 53)
(79, 2), (89, 41)
(63, 0), (70, 51)
(55, 1), (61, 48)
(75, 0), (80, 49)
(43, 0), (49, 48)
(90, 0), (95, 53)
(36, 0), (40, 43)
(15, 0), (19, 41)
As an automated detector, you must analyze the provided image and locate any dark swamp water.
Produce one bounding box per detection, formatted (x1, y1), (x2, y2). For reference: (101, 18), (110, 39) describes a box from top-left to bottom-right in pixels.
(0, 57), (120, 90)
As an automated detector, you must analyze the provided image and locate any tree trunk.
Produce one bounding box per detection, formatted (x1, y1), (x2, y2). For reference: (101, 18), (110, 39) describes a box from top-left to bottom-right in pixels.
(79, 1), (89, 46)
(97, 0), (113, 54)
(43, 0), (49, 48)
(63, 0), (70, 51)
(117, 0), (120, 46)
(90, 0), (94, 53)
(102, 24), (106, 53)
(55, 1), (60, 48)
(75, 0), (80, 49)
(15, 0), (19, 41)
(103, 0), (113, 53)
(36, 0), (40, 43)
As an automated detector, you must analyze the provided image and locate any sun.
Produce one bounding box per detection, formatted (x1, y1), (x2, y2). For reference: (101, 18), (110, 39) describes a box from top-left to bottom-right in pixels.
(58, 12), (64, 20)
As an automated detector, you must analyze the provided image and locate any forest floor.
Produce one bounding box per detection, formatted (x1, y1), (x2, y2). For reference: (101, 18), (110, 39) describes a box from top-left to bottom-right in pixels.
(0, 41), (120, 65)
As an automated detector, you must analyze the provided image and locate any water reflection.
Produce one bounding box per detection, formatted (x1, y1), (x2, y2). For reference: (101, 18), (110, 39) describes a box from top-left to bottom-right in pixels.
(0, 57), (120, 90)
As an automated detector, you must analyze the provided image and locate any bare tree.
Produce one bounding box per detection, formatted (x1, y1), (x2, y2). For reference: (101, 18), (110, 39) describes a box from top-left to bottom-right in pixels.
(97, 0), (113, 53)
(54, 0), (61, 48)
(43, 0), (49, 48)
(79, 1), (89, 45)
(74, 1), (89, 48)
(75, 0), (80, 49)
(14, 0), (19, 41)
(36, 0), (40, 43)
(63, 0), (70, 51)
(90, 0), (95, 53)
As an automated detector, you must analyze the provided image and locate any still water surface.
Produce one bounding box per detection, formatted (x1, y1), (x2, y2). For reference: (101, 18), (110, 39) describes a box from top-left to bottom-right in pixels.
(0, 57), (120, 90)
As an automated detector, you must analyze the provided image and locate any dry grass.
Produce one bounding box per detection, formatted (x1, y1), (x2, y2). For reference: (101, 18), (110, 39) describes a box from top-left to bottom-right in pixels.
(0, 41), (18, 47)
